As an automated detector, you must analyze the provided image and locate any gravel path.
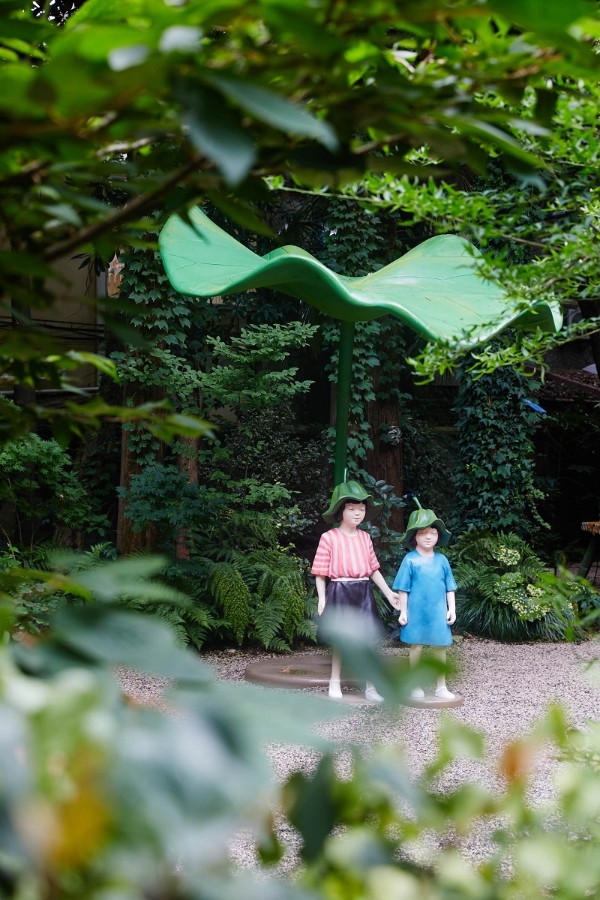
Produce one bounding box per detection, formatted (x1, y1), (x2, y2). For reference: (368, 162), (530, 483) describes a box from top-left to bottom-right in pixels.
(117, 636), (600, 872)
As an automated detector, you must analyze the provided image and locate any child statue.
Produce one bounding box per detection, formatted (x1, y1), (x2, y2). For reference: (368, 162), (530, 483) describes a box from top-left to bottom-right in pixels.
(393, 499), (457, 700)
(312, 481), (401, 702)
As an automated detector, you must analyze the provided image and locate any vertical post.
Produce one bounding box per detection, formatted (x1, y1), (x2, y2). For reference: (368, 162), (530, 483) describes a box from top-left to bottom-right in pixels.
(578, 533), (599, 579)
(333, 320), (355, 487)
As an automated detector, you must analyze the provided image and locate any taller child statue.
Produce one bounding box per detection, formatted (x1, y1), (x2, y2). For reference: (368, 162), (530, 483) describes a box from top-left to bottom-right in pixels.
(311, 482), (401, 702)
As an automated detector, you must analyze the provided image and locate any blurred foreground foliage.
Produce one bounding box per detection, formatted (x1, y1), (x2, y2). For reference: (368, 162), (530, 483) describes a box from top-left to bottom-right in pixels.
(1, 560), (600, 899)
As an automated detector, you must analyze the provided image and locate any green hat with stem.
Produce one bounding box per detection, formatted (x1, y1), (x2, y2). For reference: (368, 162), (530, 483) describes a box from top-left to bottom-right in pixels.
(399, 496), (451, 547)
(322, 480), (383, 524)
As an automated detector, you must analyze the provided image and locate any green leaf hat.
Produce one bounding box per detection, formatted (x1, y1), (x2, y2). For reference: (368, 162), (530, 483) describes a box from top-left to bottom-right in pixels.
(322, 481), (383, 524)
(399, 497), (451, 547)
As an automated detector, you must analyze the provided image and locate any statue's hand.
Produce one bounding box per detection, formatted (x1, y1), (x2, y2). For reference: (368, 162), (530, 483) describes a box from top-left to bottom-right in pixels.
(318, 597), (326, 616)
(447, 610), (456, 625)
(398, 612), (407, 626)
(389, 592), (401, 610)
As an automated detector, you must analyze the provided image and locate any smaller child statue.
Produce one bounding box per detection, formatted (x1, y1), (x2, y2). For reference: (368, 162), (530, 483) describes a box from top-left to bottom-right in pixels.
(312, 481), (401, 702)
(393, 498), (457, 700)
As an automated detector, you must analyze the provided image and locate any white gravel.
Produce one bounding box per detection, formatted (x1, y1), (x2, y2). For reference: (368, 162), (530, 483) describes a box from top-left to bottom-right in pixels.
(116, 636), (600, 873)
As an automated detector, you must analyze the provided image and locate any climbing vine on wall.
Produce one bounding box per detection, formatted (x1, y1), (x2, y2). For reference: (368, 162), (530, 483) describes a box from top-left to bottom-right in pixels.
(112, 234), (222, 466)
(452, 350), (547, 536)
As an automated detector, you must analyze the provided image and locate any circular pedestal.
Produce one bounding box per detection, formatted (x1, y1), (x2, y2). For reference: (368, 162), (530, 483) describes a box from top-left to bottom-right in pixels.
(244, 654), (464, 708)
(402, 690), (464, 709)
(244, 654), (360, 689)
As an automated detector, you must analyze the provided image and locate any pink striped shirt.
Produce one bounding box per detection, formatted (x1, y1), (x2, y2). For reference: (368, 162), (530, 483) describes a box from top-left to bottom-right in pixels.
(311, 528), (380, 579)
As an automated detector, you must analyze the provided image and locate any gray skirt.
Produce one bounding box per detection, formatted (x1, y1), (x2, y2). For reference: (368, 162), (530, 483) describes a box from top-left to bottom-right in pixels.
(318, 579), (382, 643)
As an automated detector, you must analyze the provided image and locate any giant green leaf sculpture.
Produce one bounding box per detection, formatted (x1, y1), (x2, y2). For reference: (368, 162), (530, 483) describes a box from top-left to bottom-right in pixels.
(159, 207), (561, 484)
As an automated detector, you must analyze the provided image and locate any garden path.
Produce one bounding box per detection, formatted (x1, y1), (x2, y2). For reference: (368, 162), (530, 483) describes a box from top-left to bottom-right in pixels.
(118, 636), (600, 871)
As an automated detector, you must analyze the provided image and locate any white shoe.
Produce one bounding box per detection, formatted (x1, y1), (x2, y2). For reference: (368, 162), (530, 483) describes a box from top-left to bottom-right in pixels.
(328, 680), (343, 700)
(435, 686), (455, 700)
(410, 687), (425, 699)
(365, 687), (384, 703)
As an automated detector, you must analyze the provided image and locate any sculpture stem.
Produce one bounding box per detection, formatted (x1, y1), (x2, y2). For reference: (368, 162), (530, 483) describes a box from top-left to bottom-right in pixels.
(334, 320), (355, 486)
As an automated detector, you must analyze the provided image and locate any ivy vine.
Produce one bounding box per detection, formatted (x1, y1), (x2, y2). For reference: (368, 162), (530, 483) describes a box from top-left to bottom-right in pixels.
(452, 350), (547, 536)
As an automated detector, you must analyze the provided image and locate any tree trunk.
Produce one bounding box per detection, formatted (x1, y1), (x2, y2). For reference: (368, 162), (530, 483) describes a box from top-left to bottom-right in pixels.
(175, 435), (199, 559)
(11, 300), (36, 547)
(116, 382), (164, 555)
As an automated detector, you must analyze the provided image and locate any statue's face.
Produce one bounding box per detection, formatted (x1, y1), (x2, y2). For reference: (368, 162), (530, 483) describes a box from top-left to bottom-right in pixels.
(342, 502), (366, 527)
(415, 526), (439, 551)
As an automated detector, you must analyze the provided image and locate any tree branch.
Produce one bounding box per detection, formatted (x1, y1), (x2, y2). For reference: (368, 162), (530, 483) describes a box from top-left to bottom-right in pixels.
(42, 154), (206, 263)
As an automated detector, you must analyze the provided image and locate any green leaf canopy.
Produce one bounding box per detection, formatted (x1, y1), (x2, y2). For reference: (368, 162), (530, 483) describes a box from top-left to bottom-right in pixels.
(159, 207), (561, 345)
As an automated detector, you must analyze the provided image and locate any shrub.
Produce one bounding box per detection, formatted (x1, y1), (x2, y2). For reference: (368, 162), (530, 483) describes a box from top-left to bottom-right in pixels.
(118, 462), (228, 551)
(203, 406), (330, 537)
(0, 433), (108, 547)
(121, 462), (319, 650)
(448, 530), (576, 641)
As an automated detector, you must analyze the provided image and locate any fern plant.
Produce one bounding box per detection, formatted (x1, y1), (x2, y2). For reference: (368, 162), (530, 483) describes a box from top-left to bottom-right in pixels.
(210, 562), (251, 644)
(215, 548), (316, 651)
(155, 549), (317, 651)
(447, 531), (576, 642)
(226, 549), (317, 650)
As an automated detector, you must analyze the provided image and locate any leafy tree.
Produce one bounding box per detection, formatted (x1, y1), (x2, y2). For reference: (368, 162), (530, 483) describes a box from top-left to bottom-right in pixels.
(198, 322), (318, 414)
(1, 0), (598, 441)
(330, 81), (600, 383)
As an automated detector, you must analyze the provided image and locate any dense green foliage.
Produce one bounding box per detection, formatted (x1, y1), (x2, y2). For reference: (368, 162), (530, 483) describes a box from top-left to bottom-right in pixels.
(332, 86), (600, 382)
(211, 406), (330, 534)
(2, 0), (597, 442)
(1, 542), (117, 636)
(449, 531), (577, 641)
(0, 430), (108, 547)
(120, 461), (316, 649)
(452, 356), (547, 535)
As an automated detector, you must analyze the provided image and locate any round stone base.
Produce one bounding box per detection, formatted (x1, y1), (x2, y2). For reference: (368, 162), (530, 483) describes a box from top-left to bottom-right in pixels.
(244, 653), (464, 708)
(244, 654), (360, 689)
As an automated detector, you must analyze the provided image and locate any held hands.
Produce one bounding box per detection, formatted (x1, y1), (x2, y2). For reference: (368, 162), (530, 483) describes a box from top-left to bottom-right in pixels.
(389, 591), (401, 610)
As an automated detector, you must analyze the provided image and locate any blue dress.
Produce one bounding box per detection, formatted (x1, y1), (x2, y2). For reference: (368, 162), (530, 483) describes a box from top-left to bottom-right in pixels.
(393, 550), (457, 646)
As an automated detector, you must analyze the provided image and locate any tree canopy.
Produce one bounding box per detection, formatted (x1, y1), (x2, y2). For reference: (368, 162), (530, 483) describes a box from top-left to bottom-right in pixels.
(2, 0), (600, 439)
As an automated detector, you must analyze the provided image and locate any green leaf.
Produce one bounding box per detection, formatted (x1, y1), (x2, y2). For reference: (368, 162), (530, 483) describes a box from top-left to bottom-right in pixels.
(51, 604), (210, 682)
(489, 0), (596, 32)
(205, 74), (339, 152)
(178, 84), (256, 186)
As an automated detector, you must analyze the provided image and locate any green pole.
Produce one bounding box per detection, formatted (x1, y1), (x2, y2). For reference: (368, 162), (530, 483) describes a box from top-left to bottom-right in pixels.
(333, 320), (355, 487)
